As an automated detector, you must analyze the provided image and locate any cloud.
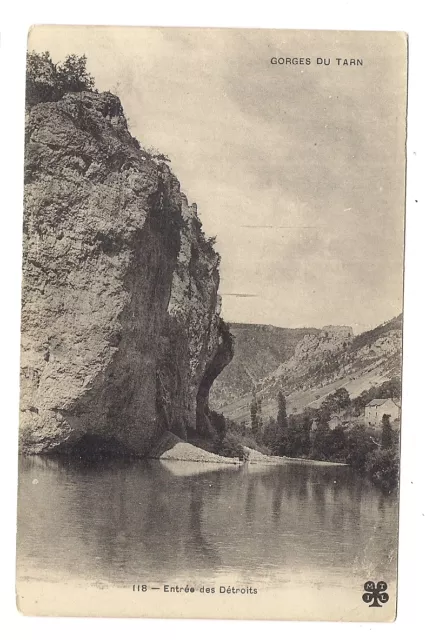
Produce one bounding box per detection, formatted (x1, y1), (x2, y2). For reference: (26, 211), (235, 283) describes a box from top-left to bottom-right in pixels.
(28, 27), (406, 329)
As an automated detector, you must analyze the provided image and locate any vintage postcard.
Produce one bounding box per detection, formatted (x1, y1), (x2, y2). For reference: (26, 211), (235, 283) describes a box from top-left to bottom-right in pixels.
(16, 26), (407, 620)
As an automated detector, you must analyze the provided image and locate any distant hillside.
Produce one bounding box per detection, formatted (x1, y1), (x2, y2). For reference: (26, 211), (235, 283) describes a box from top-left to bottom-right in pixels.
(212, 315), (402, 425)
(209, 323), (320, 408)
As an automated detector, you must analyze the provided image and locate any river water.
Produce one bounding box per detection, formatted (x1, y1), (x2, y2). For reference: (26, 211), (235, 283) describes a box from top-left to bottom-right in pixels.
(16, 456), (398, 618)
(17, 456), (398, 586)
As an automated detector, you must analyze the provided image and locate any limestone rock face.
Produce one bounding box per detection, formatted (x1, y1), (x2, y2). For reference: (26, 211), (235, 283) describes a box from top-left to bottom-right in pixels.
(292, 325), (353, 361)
(157, 195), (233, 439)
(20, 90), (232, 455)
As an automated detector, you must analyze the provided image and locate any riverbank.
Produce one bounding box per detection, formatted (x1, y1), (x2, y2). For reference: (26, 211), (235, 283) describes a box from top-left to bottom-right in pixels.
(282, 456), (348, 466)
(157, 441), (241, 464)
(149, 431), (241, 464)
(149, 432), (347, 466)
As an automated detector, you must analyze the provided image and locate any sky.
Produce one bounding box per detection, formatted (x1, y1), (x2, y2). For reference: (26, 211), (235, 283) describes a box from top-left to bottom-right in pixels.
(28, 27), (407, 332)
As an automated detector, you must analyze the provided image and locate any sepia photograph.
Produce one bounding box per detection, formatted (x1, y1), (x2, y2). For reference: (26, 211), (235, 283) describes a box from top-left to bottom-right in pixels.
(16, 26), (407, 621)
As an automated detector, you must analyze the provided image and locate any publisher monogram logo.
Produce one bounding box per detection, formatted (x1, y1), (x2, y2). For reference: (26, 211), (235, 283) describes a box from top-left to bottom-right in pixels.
(362, 581), (389, 607)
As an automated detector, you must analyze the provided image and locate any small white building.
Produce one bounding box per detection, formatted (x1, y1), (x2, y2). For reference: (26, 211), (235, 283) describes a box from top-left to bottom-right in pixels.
(364, 398), (400, 427)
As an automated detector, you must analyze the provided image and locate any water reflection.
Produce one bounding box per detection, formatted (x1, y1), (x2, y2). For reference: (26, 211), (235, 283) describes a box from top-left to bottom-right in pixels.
(17, 456), (398, 589)
(271, 470), (287, 523)
(244, 476), (257, 523)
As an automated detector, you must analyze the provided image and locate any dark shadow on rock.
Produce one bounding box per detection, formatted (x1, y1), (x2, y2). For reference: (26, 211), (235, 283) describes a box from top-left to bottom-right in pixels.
(148, 430), (183, 458)
(51, 434), (136, 460)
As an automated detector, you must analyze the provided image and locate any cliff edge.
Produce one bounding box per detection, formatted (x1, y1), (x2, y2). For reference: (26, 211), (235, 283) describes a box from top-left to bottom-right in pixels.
(20, 90), (232, 456)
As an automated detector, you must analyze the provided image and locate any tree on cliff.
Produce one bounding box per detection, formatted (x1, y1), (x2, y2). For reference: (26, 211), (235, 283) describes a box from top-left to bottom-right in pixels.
(381, 414), (393, 449)
(56, 54), (95, 93)
(26, 51), (95, 107)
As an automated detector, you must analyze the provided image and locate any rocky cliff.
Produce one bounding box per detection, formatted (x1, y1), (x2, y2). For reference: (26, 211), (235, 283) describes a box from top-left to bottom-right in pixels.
(20, 90), (232, 456)
(156, 195), (233, 440)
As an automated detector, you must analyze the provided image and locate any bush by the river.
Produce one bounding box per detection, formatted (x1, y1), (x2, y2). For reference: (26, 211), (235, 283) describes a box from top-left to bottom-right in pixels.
(206, 400), (399, 492)
(216, 432), (247, 461)
(208, 409), (269, 458)
(365, 448), (399, 493)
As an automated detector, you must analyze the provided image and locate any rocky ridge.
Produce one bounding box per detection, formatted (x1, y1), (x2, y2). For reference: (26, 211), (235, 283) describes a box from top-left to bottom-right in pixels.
(215, 316), (402, 424)
(210, 324), (320, 409)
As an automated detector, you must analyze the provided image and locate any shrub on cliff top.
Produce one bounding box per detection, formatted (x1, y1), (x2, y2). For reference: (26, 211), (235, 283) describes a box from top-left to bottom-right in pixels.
(26, 51), (95, 107)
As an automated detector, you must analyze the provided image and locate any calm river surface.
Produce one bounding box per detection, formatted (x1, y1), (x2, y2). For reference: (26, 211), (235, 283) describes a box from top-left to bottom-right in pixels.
(17, 456), (398, 593)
